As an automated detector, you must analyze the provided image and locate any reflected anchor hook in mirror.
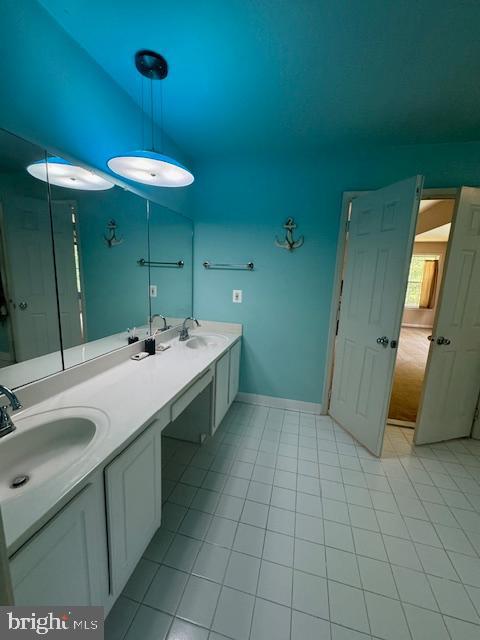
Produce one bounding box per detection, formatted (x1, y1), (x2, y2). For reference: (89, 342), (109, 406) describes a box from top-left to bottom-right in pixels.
(275, 217), (304, 251)
(104, 219), (124, 248)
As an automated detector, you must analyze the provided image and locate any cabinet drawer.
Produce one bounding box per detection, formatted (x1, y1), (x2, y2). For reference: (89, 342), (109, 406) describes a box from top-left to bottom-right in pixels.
(153, 404), (171, 431)
(171, 368), (213, 421)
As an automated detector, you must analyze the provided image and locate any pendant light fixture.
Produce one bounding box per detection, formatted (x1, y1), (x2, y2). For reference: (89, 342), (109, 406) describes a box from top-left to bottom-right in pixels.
(107, 50), (194, 188)
(27, 156), (114, 190)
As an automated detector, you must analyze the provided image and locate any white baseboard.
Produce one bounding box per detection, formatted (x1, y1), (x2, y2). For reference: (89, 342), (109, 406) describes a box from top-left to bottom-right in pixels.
(237, 392), (322, 415)
(387, 418), (416, 428)
(401, 323), (433, 329)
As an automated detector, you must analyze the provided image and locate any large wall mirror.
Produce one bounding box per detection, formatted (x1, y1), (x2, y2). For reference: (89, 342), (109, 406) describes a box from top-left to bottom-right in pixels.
(48, 164), (150, 368)
(0, 127), (194, 389)
(148, 202), (193, 331)
(0, 130), (63, 388)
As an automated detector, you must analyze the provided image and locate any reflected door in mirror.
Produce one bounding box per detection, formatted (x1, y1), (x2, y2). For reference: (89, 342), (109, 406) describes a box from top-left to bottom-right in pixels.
(0, 128), (63, 388)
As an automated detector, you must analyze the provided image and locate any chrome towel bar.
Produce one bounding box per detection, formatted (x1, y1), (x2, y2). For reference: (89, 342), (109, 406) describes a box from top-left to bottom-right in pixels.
(137, 259), (184, 268)
(202, 261), (254, 271)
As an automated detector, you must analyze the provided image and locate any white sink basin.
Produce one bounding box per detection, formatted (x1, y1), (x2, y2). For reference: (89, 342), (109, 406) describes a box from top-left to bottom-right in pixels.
(185, 334), (228, 350)
(0, 407), (108, 501)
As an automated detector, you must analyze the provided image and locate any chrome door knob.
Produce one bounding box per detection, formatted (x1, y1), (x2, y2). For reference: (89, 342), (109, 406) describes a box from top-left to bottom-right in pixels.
(376, 336), (389, 347)
(18, 301), (28, 310)
(436, 336), (451, 345)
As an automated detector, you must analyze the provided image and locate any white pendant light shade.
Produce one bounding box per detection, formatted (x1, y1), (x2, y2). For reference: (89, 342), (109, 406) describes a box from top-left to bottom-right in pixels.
(107, 150), (194, 187)
(27, 157), (114, 190)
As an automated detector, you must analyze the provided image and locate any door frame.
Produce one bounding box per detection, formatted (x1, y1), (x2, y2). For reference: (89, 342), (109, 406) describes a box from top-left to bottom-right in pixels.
(0, 204), (15, 364)
(52, 199), (87, 344)
(321, 187), (459, 414)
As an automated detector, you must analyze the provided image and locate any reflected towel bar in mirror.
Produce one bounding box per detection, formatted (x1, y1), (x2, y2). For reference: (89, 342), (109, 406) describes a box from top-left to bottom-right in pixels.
(203, 261), (254, 271)
(137, 259), (184, 268)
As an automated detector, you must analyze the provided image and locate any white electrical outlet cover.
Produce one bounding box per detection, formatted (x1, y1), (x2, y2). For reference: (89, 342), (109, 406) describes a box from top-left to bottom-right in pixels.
(150, 285), (157, 298)
(233, 289), (242, 303)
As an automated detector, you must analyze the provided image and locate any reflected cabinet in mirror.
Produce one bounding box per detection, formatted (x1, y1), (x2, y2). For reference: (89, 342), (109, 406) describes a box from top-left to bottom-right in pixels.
(148, 202), (193, 332)
(0, 130), (62, 388)
(49, 167), (150, 368)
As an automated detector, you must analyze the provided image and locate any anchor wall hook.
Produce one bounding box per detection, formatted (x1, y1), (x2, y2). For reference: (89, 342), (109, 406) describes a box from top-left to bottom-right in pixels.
(275, 217), (304, 251)
(104, 219), (124, 248)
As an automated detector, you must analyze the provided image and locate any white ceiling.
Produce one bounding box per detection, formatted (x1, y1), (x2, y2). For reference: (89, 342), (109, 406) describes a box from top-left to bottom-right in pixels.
(415, 223), (451, 242)
(418, 199), (443, 213)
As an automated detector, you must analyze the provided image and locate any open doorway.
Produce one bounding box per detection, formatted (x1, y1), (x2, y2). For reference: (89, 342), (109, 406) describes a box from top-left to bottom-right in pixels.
(387, 198), (455, 426)
(324, 180), (480, 455)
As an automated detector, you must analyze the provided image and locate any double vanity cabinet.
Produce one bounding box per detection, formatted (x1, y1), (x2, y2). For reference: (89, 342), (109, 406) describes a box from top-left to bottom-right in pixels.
(5, 330), (242, 612)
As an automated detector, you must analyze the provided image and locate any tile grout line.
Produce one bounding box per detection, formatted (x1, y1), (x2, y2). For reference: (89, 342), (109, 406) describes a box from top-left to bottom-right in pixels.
(113, 403), (480, 640)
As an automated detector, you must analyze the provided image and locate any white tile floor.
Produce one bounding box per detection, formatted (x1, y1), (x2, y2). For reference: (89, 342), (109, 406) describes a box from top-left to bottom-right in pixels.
(106, 402), (480, 640)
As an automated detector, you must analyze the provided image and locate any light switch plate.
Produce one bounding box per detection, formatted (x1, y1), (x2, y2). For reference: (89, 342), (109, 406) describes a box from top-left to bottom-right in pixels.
(233, 289), (242, 303)
(149, 284), (157, 298)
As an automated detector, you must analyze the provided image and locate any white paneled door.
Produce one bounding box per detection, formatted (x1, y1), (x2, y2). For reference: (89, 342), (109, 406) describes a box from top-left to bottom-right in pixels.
(415, 187), (480, 444)
(3, 197), (60, 361)
(330, 176), (423, 456)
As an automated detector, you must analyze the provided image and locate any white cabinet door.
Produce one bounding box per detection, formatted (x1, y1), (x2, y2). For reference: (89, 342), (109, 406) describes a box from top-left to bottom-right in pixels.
(214, 351), (230, 432)
(11, 482), (108, 606)
(228, 340), (241, 405)
(105, 421), (162, 597)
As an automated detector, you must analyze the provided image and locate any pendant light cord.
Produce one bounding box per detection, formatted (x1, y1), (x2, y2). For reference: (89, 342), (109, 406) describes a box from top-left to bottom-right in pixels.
(150, 78), (155, 152)
(141, 75), (145, 150)
(160, 77), (164, 154)
(141, 65), (164, 154)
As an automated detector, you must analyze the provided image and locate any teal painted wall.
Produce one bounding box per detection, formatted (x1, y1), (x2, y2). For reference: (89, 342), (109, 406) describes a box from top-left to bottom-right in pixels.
(0, 0), (193, 216)
(149, 203), (193, 320)
(193, 141), (480, 405)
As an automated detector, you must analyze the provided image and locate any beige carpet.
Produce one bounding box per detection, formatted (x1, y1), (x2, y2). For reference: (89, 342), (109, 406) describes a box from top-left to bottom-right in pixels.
(388, 327), (431, 423)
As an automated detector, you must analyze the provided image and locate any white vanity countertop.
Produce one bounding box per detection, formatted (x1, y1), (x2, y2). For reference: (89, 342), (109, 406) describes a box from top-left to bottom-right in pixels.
(2, 321), (242, 555)
(1, 326), (151, 390)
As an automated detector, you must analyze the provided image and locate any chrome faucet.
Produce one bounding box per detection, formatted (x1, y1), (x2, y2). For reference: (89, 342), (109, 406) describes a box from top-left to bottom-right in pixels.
(0, 385), (22, 438)
(179, 317), (200, 341)
(151, 314), (171, 331)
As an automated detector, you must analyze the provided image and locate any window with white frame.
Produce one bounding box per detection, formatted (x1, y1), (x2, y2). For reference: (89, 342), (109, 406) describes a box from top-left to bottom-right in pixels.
(405, 254), (440, 308)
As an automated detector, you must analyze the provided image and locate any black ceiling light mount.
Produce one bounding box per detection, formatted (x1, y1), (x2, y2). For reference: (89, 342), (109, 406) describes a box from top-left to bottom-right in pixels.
(134, 49), (168, 80)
